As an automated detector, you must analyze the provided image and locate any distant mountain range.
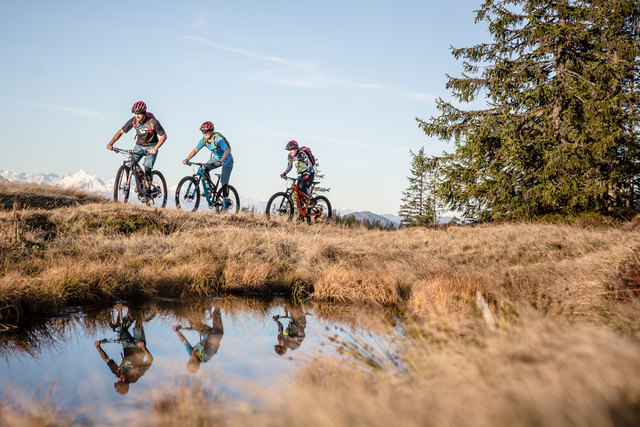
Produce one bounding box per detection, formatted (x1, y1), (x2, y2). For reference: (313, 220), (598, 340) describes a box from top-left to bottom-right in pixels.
(0, 169), (401, 225)
(0, 169), (114, 195)
(336, 210), (400, 228)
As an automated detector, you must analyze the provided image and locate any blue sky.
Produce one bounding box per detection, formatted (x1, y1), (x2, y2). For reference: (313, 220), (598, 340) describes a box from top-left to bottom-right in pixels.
(0, 0), (489, 215)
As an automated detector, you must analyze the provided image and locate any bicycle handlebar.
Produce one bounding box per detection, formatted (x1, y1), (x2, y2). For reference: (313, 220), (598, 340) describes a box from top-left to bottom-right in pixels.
(113, 148), (146, 155)
(282, 175), (320, 184)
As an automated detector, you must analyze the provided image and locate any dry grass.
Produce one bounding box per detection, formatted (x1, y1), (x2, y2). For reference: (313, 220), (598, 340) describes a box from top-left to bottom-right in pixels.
(1, 183), (640, 426)
(0, 384), (80, 427)
(1, 183), (639, 331)
(241, 314), (640, 427)
(0, 182), (106, 211)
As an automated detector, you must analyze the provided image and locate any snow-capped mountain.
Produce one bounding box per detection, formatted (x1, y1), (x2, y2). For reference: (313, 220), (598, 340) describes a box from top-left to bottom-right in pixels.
(0, 170), (63, 186)
(0, 169), (402, 221)
(0, 169), (270, 212)
(0, 169), (113, 196)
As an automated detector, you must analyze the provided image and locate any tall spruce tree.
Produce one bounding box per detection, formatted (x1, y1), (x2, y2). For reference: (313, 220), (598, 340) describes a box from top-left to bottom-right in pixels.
(418, 0), (640, 221)
(399, 147), (438, 227)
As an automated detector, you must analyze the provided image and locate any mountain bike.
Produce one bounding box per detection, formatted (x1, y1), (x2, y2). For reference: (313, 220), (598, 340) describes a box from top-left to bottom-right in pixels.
(265, 176), (331, 223)
(112, 148), (167, 207)
(175, 161), (240, 213)
(97, 306), (143, 344)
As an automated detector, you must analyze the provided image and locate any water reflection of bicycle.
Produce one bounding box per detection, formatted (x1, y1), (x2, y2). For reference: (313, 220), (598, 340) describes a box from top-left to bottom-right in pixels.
(173, 307), (224, 373)
(273, 304), (307, 356)
(93, 306), (154, 395)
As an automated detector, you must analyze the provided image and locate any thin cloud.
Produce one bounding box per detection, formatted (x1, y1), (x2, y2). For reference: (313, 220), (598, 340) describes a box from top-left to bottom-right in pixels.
(184, 35), (316, 71)
(185, 35), (433, 102)
(24, 102), (109, 120)
(251, 71), (433, 102)
(265, 130), (411, 153)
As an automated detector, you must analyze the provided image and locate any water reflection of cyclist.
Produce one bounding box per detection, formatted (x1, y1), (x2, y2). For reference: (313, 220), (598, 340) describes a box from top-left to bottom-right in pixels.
(273, 304), (307, 356)
(281, 140), (314, 198)
(173, 307), (224, 373)
(93, 307), (154, 395)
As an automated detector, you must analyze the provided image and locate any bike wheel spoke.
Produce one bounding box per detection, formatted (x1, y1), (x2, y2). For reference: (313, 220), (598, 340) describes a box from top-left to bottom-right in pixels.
(308, 196), (332, 223)
(265, 192), (293, 220)
(175, 176), (200, 211)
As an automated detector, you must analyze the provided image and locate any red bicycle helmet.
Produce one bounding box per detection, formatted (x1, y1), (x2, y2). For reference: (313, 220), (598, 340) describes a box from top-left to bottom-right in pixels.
(285, 140), (298, 150)
(200, 121), (214, 132)
(131, 101), (147, 114)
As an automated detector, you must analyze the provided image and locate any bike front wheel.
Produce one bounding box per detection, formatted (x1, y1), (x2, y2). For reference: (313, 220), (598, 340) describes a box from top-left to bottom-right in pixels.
(215, 185), (240, 214)
(175, 176), (200, 211)
(308, 195), (332, 223)
(147, 170), (168, 208)
(113, 165), (131, 204)
(265, 192), (294, 220)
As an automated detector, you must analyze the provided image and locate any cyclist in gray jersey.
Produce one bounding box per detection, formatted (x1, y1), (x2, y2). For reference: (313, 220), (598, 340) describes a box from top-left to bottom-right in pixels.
(106, 101), (167, 193)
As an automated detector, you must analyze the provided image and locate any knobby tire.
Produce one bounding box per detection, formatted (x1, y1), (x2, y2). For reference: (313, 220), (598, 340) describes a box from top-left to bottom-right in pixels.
(265, 192), (294, 220)
(175, 176), (200, 211)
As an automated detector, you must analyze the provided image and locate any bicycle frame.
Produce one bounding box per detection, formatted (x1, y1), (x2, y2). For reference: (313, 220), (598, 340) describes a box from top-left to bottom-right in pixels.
(284, 177), (315, 219)
(186, 163), (223, 207)
(114, 148), (148, 198)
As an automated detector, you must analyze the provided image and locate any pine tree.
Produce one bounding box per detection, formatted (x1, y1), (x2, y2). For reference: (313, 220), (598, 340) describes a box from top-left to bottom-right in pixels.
(398, 147), (438, 227)
(312, 160), (330, 194)
(418, 0), (640, 221)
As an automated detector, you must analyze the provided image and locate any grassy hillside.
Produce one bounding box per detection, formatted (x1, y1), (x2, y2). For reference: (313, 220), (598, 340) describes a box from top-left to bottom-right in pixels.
(1, 182), (639, 327)
(1, 182), (640, 426)
(0, 181), (106, 210)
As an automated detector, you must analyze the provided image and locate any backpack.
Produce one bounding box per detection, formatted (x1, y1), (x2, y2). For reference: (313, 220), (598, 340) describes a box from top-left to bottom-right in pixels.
(299, 146), (315, 165)
(132, 112), (156, 134)
(211, 132), (231, 151)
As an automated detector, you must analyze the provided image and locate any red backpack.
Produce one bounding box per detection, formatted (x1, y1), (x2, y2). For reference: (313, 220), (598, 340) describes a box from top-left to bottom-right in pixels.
(133, 112), (155, 134)
(299, 146), (315, 165)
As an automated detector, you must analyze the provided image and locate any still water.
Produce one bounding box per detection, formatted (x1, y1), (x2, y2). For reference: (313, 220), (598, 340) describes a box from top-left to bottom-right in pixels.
(0, 297), (394, 423)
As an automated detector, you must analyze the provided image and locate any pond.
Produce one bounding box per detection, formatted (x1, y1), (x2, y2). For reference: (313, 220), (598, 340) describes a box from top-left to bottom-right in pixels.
(0, 297), (396, 424)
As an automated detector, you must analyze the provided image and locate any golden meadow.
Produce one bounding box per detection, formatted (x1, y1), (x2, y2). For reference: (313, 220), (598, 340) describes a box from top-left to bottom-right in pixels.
(1, 181), (640, 426)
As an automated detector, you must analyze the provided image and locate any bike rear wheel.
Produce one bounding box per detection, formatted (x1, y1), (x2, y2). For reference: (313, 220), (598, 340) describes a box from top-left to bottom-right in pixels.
(308, 195), (332, 223)
(265, 192), (294, 220)
(215, 185), (240, 214)
(146, 170), (168, 208)
(175, 176), (200, 211)
(114, 165), (131, 204)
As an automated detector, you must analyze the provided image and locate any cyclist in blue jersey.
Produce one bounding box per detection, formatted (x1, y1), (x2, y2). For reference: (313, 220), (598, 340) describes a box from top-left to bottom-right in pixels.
(183, 121), (234, 209)
(173, 307), (224, 374)
(107, 101), (167, 195)
(281, 140), (314, 197)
